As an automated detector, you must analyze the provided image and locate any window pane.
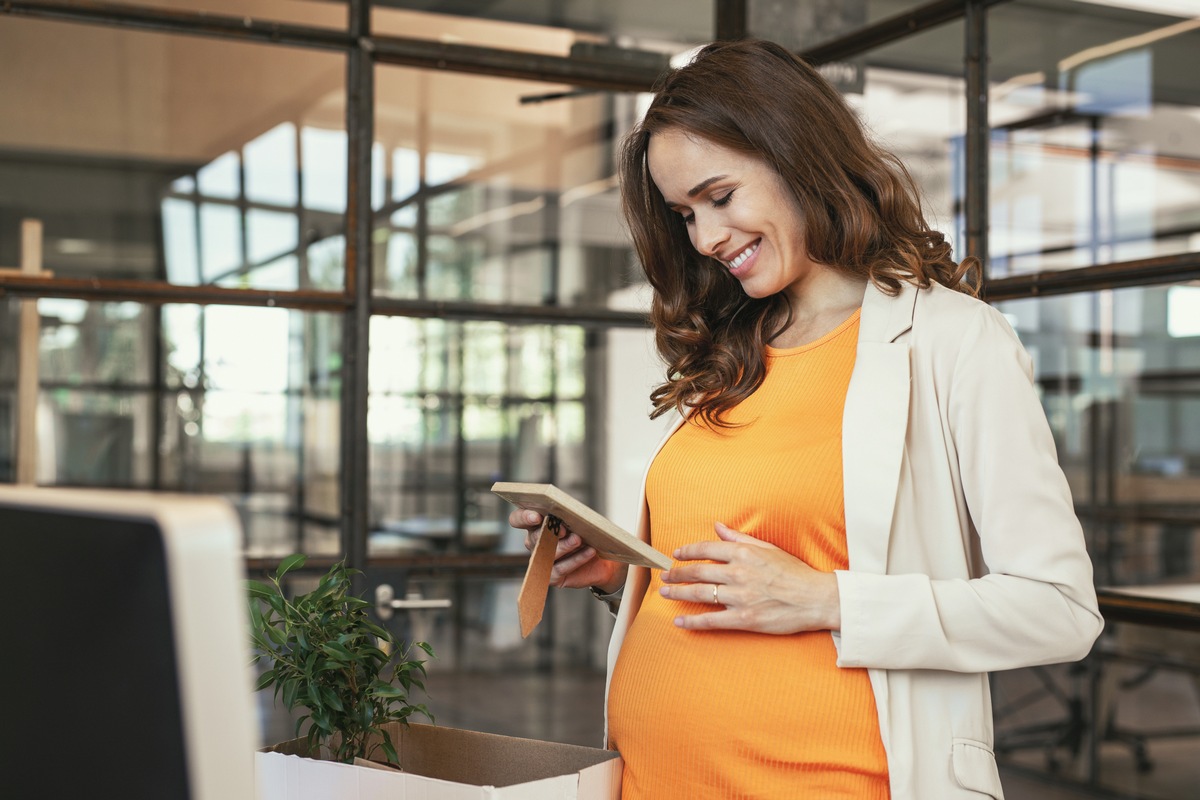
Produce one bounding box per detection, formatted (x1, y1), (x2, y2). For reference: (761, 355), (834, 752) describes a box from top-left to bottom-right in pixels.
(0, 17), (346, 291)
(245, 123), (299, 207)
(989, 0), (1200, 275)
(374, 67), (651, 309)
(996, 284), (1200, 590)
(853, 20), (967, 259)
(159, 304), (343, 557)
(36, 299), (153, 386)
(369, 319), (591, 560)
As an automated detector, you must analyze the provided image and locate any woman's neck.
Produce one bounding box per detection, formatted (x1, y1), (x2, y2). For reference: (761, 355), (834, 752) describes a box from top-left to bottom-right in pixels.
(773, 268), (868, 349)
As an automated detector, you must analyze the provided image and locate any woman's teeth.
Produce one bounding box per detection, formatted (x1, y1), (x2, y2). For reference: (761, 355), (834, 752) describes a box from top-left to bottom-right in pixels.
(728, 242), (758, 269)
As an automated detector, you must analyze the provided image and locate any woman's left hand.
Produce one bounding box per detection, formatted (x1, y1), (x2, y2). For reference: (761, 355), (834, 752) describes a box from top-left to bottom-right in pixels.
(659, 521), (841, 634)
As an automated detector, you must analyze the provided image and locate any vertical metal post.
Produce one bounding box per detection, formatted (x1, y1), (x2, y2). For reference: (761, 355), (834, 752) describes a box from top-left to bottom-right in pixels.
(340, 0), (373, 577)
(964, 0), (989, 283)
(715, 0), (748, 41)
(416, 73), (430, 300)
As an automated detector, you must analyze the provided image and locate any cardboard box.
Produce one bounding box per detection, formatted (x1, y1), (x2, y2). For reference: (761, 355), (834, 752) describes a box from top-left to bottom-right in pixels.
(257, 722), (622, 799)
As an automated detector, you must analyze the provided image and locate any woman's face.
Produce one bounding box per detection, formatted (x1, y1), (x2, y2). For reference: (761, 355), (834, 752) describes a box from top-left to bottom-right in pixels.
(647, 128), (820, 302)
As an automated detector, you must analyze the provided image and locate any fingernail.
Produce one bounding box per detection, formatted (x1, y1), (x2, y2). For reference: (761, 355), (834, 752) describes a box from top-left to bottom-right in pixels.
(673, 617), (684, 627)
(526, 511), (539, 523)
(672, 549), (681, 558)
(660, 570), (670, 581)
(659, 586), (669, 596)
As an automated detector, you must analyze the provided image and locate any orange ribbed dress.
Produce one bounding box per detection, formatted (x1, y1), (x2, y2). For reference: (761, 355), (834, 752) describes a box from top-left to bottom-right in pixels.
(607, 309), (889, 799)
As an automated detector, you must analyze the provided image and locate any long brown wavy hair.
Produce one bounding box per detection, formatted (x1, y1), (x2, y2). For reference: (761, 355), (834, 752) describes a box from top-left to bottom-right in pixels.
(620, 39), (978, 427)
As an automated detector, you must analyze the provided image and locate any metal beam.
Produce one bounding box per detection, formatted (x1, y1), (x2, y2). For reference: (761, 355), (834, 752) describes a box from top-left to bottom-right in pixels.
(965, 0), (989, 275)
(371, 297), (648, 328)
(2, 1), (667, 91)
(339, 0), (372, 577)
(0, 272), (650, 326)
(369, 35), (663, 92)
(984, 251), (1200, 302)
(0, 274), (351, 311)
(1, 0), (353, 50)
(800, 0), (1013, 65)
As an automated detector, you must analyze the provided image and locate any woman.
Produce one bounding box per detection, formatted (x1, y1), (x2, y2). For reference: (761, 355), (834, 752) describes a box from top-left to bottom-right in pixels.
(510, 39), (1101, 799)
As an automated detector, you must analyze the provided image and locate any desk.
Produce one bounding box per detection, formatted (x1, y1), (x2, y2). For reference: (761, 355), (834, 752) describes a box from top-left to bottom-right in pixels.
(1097, 584), (1200, 631)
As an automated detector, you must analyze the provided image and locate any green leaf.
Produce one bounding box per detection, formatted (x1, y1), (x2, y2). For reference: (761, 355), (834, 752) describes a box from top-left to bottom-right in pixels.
(265, 624), (288, 646)
(246, 580), (277, 600)
(264, 592), (287, 617)
(320, 686), (345, 713)
(362, 621), (391, 641)
(276, 553), (308, 581)
(254, 670), (276, 691)
(282, 678), (299, 711)
(320, 641), (356, 662)
(371, 684), (407, 699)
(380, 735), (399, 765)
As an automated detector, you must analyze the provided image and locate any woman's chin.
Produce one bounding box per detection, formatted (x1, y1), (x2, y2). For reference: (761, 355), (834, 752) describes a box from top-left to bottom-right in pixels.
(737, 278), (775, 300)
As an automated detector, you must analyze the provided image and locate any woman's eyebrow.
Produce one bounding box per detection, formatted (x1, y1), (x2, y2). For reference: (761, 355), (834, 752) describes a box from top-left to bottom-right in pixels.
(687, 175), (728, 198)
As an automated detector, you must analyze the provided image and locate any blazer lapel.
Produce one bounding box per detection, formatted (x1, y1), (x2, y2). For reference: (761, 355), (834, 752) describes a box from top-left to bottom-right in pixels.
(842, 281), (917, 574)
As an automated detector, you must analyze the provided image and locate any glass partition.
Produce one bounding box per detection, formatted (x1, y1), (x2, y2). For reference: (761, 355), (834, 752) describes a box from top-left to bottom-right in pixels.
(368, 317), (590, 556)
(374, 66), (643, 309)
(161, 303), (343, 557)
(0, 295), (342, 553)
(0, 16), (347, 291)
(997, 283), (1200, 588)
(852, 20), (967, 257)
(989, 0), (1200, 276)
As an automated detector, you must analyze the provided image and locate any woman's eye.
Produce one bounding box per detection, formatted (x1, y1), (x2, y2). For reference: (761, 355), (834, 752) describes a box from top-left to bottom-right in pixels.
(681, 211), (695, 224)
(712, 190), (734, 208)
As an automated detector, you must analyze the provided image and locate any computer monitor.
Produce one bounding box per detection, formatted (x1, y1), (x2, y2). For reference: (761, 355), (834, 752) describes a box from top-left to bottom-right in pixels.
(0, 486), (258, 800)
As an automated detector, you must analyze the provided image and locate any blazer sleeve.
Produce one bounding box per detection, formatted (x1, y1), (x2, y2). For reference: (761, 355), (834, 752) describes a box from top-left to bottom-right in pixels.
(834, 306), (1103, 672)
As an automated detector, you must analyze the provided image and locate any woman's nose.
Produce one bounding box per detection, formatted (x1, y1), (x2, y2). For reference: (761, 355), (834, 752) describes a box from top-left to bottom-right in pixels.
(693, 216), (729, 258)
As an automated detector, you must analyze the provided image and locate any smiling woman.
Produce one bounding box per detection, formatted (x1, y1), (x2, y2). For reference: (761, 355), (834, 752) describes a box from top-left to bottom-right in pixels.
(511, 38), (1103, 800)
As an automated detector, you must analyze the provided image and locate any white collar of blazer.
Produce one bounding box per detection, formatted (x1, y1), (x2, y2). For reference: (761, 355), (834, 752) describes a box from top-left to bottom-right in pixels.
(843, 279), (919, 575)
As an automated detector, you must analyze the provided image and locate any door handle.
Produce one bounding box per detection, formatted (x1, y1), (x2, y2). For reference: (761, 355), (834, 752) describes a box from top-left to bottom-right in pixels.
(375, 583), (452, 621)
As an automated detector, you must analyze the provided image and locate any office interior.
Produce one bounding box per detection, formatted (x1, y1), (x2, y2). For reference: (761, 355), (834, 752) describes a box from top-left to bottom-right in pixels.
(2, 0), (1199, 797)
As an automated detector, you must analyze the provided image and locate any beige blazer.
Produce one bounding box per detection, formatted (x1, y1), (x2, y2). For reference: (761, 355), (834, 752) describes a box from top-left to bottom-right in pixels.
(604, 279), (1103, 800)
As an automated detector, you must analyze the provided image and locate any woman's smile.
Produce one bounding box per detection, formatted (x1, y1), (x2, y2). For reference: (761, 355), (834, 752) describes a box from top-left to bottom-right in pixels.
(725, 240), (760, 275)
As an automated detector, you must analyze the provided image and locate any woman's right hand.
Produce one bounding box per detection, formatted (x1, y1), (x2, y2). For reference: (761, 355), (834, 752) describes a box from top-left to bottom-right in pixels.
(510, 508), (626, 594)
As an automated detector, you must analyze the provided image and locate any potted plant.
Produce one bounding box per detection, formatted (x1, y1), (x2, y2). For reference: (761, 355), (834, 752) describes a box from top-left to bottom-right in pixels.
(247, 554), (434, 765)
(250, 554), (623, 800)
